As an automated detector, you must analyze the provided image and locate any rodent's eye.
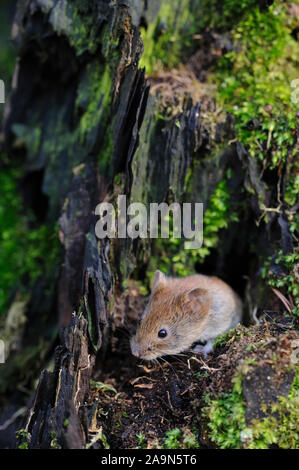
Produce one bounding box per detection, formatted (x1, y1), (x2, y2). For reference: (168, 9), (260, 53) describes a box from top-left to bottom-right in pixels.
(158, 329), (167, 338)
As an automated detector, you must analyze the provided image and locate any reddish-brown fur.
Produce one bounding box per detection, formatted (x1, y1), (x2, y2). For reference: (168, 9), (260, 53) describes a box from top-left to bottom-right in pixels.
(130, 270), (242, 360)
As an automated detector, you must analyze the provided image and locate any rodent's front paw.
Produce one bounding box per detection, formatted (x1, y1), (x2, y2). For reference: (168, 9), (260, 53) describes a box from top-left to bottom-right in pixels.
(192, 340), (213, 358)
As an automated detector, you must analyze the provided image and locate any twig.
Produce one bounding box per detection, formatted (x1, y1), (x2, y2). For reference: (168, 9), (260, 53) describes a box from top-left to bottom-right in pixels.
(271, 287), (292, 314)
(0, 407), (27, 431)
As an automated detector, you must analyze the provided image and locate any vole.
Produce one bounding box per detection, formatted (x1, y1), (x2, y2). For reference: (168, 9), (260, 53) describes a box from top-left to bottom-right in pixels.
(130, 270), (242, 360)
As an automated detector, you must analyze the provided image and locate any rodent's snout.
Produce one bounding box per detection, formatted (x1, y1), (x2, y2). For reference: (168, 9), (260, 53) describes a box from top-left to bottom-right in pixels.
(130, 336), (151, 359)
(130, 340), (140, 357)
(130, 339), (142, 358)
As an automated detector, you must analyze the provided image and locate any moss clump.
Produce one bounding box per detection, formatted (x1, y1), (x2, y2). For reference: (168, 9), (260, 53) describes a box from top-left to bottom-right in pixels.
(211, 0), (299, 312)
(139, 0), (192, 74)
(16, 429), (30, 450)
(214, 2), (298, 168)
(49, 1), (101, 56)
(193, 0), (257, 32)
(77, 61), (112, 146)
(146, 175), (237, 281)
(163, 427), (199, 449)
(262, 250), (299, 315)
(203, 374), (246, 448)
(69, 5), (100, 55)
(0, 165), (61, 316)
(139, 0), (259, 75)
(204, 364), (299, 449)
(212, 326), (239, 348)
(197, 176), (238, 257)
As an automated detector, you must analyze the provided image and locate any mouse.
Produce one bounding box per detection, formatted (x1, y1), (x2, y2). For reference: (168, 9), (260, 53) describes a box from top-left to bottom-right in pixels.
(130, 270), (243, 360)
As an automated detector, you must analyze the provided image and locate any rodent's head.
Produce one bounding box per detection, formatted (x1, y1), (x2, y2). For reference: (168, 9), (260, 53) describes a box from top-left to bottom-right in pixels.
(130, 270), (210, 360)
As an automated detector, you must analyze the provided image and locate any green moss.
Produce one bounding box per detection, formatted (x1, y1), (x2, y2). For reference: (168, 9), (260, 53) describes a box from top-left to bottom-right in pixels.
(77, 62), (112, 145)
(0, 164), (61, 316)
(139, 0), (192, 74)
(210, 0), (299, 310)
(49, 1), (100, 56)
(204, 364), (299, 449)
(139, 0), (261, 75)
(12, 124), (42, 160)
(203, 376), (246, 448)
(101, 22), (121, 61)
(98, 125), (114, 175)
(35, 59), (114, 217)
(214, 1), (298, 172)
(245, 383), (299, 449)
(262, 250), (299, 314)
(146, 175), (237, 280)
(163, 427), (199, 449)
(73, 19), (120, 174)
(136, 431), (146, 448)
(16, 429), (30, 450)
(193, 0), (257, 32)
(212, 326), (239, 348)
(25, 1), (122, 183)
(199, 178), (238, 253)
(163, 428), (181, 448)
(63, 418), (70, 428)
(70, 7), (100, 55)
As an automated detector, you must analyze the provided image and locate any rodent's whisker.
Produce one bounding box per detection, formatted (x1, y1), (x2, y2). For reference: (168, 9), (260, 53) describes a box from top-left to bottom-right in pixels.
(160, 357), (178, 377)
(154, 358), (166, 379)
(169, 355), (187, 366)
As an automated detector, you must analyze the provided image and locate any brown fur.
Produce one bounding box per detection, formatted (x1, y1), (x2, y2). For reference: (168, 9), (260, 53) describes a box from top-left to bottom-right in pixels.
(130, 270), (243, 360)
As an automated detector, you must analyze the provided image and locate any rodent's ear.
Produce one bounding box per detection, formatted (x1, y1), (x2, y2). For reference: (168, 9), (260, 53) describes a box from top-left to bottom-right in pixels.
(183, 287), (210, 318)
(152, 270), (167, 292)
